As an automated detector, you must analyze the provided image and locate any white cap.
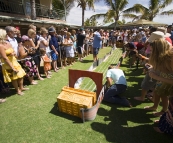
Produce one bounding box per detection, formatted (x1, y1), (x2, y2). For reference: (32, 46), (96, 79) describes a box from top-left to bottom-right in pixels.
(148, 31), (165, 42)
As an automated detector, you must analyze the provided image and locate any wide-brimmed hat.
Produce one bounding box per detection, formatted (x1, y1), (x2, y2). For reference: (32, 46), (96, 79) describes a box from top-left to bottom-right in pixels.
(157, 27), (171, 37)
(21, 35), (29, 42)
(147, 31), (165, 42)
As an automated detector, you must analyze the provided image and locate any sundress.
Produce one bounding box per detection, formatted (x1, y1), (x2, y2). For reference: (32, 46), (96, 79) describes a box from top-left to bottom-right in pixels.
(1, 48), (26, 83)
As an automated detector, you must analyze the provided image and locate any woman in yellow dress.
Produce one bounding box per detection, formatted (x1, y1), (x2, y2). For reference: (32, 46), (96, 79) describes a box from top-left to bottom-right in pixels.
(0, 29), (26, 95)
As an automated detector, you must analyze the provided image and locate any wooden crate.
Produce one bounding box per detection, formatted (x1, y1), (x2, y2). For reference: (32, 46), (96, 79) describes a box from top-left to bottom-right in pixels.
(57, 87), (95, 117)
(62, 86), (97, 104)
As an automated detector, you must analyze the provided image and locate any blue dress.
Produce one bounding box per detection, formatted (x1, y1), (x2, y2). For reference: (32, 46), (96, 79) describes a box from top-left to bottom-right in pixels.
(158, 98), (173, 135)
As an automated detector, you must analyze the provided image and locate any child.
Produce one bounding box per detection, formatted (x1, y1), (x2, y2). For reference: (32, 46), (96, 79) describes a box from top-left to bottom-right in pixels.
(40, 48), (52, 78)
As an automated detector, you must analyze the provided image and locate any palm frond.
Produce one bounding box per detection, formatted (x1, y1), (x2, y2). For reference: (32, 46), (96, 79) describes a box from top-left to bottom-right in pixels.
(104, 0), (111, 7)
(160, 0), (173, 8)
(87, 0), (95, 10)
(160, 9), (173, 15)
(118, 0), (128, 11)
(148, 0), (161, 11)
(123, 13), (139, 19)
(106, 10), (115, 20)
(89, 13), (107, 20)
(123, 4), (148, 14)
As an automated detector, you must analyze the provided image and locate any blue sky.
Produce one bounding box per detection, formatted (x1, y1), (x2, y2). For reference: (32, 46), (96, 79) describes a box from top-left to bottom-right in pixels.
(67, 0), (173, 26)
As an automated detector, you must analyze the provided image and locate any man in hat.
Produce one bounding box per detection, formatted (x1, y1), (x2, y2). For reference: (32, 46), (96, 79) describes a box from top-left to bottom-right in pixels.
(49, 27), (59, 72)
(76, 28), (86, 62)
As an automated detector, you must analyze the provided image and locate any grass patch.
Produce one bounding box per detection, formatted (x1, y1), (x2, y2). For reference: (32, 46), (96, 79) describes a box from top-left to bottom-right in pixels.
(0, 47), (172, 143)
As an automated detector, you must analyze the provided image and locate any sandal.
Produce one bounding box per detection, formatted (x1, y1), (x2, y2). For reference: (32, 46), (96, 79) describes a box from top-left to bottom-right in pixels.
(0, 98), (6, 103)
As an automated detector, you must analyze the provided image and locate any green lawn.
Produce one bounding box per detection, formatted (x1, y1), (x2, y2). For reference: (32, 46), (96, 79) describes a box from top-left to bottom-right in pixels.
(0, 47), (172, 143)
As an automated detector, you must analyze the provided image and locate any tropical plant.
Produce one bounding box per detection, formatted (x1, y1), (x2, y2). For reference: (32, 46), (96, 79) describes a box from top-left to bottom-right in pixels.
(84, 18), (91, 26)
(30, 0), (36, 20)
(89, 0), (129, 29)
(76, 0), (100, 26)
(123, 0), (173, 21)
(84, 17), (98, 26)
(52, 0), (75, 20)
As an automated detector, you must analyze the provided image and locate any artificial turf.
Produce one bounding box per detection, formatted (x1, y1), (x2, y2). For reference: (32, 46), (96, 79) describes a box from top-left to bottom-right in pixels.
(0, 47), (172, 143)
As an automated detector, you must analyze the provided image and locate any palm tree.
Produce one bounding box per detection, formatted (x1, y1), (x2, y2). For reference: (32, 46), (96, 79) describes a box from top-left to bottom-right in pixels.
(30, 0), (36, 20)
(76, 0), (100, 26)
(52, 0), (75, 20)
(89, 0), (129, 29)
(123, 0), (173, 21)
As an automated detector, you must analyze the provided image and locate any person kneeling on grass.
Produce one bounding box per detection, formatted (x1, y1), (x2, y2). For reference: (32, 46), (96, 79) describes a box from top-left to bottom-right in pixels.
(103, 65), (130, 107)
(40, 48), (52, 78)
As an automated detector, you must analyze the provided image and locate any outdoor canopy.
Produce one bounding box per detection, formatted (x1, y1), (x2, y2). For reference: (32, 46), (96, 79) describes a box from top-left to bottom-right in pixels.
(118, 19), (167, 27)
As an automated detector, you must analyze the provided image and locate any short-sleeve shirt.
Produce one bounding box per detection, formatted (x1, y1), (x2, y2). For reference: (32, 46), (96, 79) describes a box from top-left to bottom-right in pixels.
(106, 69), (127, 85)
(93, 31), (102, 48)
(49, 35), (59, 51)
(128, 42), (137, 49)
(77, 33), (85, 47)
(39, 36), (51, 53)
(7, 37), (18, 56)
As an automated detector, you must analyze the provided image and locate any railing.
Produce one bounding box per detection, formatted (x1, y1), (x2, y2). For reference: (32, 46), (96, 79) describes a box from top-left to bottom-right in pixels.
(0, 0), (24, 15)
(0, 0), (65, 20)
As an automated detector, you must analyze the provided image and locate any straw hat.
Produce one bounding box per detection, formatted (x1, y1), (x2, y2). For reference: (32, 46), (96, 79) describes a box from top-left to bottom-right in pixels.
(147, 31), (165, 42)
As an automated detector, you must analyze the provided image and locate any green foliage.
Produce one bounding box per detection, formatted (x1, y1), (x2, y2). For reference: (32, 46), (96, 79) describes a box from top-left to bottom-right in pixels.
(89, 0), (129, 29)
(84, 17), (98, 26)
(76, 0), (100, 26)
(84, 18), (91, 26)
(52, 0), (74, 18)
(123, 0), (173, 21)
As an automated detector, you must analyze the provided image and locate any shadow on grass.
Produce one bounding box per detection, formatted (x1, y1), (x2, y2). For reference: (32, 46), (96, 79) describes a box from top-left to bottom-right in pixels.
(49, 102), (83, 124)
(91, 107), (173, 143)
(82, 59), (94, 63)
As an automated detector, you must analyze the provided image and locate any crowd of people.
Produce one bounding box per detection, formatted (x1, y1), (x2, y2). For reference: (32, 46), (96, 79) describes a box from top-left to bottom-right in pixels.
(0, 23), (173, 135)
(104, 25), (173, 135)
(0, 24), (111, 98)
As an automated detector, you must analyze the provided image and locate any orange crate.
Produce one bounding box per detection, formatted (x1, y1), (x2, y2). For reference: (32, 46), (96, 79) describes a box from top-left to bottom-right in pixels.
(62, 86), (97, 104)
(57, 88), (93, 117)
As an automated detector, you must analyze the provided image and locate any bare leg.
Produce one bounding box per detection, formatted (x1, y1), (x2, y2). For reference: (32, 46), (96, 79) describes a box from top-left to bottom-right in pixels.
(52, 60), (58, 72)
(78, 54), (82, 61)
(18, 78), (29, 91)
(134, 88), (147, 101)
(12, 80), (23, 95)
(153, 96), (169, 116)
(144, 91), (160, 111)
